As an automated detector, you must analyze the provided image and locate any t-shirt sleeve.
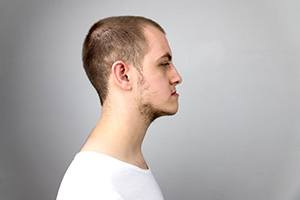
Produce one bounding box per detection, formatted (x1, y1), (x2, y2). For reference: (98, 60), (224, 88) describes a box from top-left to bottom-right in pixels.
(56, 159), (125, 200)
(56, 182), (125, 200)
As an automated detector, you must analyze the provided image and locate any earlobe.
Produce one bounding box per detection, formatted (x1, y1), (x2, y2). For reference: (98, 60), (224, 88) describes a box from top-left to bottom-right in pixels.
(111, 61), (132, 90)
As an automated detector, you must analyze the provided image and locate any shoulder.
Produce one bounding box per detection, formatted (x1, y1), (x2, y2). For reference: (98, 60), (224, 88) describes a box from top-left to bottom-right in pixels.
(56, 152), (124, 200)
(56, 185), (124, 200)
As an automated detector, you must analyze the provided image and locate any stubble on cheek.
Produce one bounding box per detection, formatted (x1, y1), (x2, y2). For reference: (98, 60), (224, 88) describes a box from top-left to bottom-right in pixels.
(138, 101), (167, 123)
(136, 72), (169, 122)
(136, 78), (159, 122)
(137, 80), (156, 123)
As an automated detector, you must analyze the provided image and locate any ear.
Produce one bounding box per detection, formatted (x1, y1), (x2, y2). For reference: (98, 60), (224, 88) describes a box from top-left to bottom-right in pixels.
(111, 61), (132, 90)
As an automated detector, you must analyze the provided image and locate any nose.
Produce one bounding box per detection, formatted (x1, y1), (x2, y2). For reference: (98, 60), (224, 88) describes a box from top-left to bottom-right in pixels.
(170, 64), (182, 85)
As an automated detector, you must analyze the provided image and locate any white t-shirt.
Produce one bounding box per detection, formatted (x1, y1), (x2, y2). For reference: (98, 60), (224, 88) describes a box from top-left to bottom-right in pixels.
(56, 151), (165, 200)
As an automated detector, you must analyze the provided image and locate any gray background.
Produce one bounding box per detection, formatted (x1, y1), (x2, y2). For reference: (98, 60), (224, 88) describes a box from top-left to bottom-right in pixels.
(1, 0), (299, 199)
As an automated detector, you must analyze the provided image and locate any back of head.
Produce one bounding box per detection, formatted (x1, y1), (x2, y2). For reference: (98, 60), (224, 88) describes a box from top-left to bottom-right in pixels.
(82, 16), (165, 105)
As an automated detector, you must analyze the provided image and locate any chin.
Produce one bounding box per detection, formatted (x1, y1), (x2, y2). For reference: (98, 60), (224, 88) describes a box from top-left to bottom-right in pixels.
(139, 101), (179, 122)
(164, 106), (179, 115)
(154, 104), (179, 118)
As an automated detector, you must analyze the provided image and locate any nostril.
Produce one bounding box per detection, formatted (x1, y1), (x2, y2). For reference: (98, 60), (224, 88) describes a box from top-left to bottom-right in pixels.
(176, 73), (183, 85)
(169, 66), (182, 85)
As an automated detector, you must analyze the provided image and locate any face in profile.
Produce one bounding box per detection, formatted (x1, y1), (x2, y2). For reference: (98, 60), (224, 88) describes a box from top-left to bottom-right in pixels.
(136, 25), (182, 122)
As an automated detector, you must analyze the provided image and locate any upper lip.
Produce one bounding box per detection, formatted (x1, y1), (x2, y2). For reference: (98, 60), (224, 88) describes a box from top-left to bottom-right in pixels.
(171, 90), (177, 95)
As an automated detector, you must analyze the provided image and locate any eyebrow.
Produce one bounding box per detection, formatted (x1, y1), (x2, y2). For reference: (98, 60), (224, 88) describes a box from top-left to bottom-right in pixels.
(156, 52), (172, 63)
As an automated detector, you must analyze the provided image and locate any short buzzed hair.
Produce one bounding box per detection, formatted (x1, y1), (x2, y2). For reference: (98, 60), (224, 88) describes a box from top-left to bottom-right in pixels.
(82, 16), (165, 105)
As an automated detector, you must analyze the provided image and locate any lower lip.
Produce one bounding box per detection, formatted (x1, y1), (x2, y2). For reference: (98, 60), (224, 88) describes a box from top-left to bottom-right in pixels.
(172, 92), (179, 97)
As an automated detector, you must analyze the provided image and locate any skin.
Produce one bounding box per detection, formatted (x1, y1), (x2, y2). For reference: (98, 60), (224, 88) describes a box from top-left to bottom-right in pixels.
(81, 25), (182, 170)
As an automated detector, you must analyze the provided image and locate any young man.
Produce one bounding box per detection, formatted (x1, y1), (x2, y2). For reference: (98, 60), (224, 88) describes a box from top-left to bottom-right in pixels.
(56, 16), (182, 200)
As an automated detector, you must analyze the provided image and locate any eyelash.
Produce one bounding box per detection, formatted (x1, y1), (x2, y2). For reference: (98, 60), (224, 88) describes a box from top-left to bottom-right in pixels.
(161, 62), (171, 67)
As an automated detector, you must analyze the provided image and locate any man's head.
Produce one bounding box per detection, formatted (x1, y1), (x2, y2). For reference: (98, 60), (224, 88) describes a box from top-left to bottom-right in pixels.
(82, 16), (165, 105)
(82, 16), (182, 121)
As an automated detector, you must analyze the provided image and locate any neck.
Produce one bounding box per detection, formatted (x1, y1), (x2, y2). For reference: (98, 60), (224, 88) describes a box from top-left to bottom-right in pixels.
(81, 103), (152, 169)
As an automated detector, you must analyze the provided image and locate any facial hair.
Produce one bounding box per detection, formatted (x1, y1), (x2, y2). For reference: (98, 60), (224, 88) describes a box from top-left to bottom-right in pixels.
(138, 102), (169, 124)
(136, 69), (175, 123)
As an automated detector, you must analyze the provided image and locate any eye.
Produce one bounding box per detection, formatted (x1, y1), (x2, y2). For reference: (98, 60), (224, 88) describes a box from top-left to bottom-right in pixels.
(160, 62), (171, 67)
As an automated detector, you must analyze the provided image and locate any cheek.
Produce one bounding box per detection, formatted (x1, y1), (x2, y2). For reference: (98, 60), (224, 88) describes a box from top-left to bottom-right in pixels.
(148, 81), (170, 103)
(140, 73), (170, 100)
(146, 78), (165, 92)
(153, 77), (169, 93)
(139, 81), (162, 101)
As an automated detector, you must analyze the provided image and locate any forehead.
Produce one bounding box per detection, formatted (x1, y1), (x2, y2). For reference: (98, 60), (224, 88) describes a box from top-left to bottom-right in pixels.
(143, 25), (172, 60)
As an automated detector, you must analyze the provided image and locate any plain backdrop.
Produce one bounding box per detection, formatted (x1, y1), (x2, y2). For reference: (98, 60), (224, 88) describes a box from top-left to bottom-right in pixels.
(1, 0), (300, 199)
